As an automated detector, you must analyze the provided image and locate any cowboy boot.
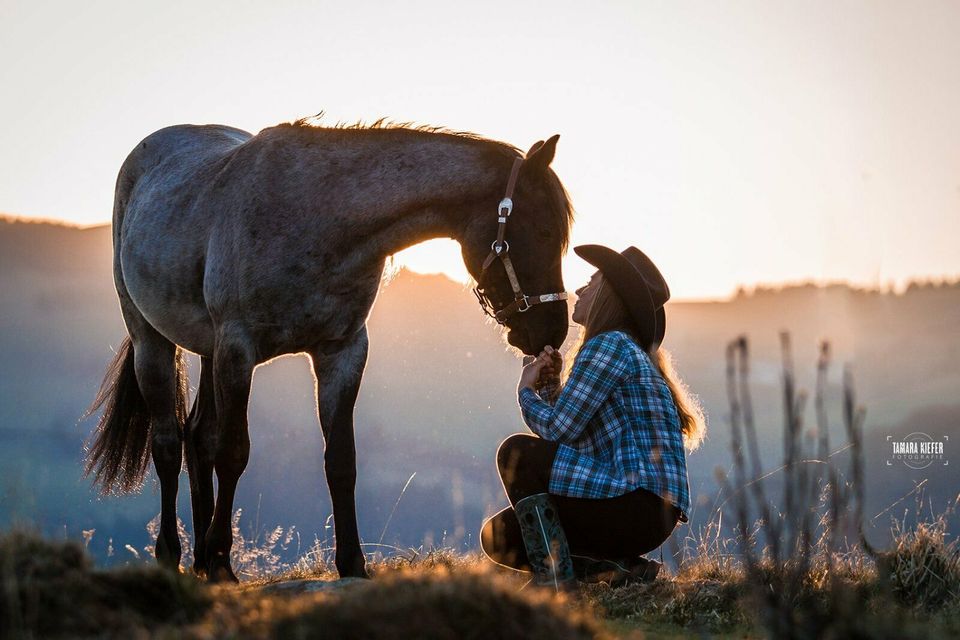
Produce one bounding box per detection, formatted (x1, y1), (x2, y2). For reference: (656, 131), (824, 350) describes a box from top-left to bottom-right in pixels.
(513, 493), (576, 591)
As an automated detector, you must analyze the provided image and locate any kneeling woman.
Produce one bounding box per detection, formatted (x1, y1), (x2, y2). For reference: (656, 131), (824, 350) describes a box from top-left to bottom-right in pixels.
(481, 244), (706, 590)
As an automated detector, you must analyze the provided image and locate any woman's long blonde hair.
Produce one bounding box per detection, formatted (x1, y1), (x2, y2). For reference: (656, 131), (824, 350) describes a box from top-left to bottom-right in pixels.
(564, 277), (707, 451)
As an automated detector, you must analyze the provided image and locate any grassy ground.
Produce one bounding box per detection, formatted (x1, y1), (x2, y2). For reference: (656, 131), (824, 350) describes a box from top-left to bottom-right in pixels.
(2, 526), (958, 639)
(6, 336), (958, 638)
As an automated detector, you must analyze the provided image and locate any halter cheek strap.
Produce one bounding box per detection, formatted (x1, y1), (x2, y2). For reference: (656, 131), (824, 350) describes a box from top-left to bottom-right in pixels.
(474, 157), (569, 324)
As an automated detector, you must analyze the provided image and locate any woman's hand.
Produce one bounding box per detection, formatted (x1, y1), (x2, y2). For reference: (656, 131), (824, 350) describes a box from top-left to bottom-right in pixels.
(519, 346), (561, 393)
(540, 345), (563, 386)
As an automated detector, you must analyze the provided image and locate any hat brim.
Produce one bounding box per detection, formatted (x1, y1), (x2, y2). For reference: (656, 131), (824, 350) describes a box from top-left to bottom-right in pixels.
(574, 244), (663, 349)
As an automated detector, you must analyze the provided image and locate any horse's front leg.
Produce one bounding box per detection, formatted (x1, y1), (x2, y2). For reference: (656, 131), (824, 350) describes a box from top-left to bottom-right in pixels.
(204, 328), (256, 582)
(310, 327), (369, 579)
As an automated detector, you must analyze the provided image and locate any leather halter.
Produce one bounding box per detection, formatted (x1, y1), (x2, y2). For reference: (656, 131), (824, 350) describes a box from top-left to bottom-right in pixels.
(473, 156), (569, 324)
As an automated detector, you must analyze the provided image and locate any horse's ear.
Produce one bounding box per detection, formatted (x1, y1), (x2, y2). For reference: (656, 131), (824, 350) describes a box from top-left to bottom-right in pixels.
(523, 134), (559, 175)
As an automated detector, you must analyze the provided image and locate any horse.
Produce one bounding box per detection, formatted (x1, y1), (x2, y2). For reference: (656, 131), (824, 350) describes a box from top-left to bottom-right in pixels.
(84, 119), (574, 582)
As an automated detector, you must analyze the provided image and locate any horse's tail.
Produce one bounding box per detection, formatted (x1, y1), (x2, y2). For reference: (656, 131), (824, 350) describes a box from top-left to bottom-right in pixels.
(83, 336), (188, 494)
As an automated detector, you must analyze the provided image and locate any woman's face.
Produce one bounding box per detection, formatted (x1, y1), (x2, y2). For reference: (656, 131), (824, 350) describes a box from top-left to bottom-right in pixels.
(571, 271), (602, 326)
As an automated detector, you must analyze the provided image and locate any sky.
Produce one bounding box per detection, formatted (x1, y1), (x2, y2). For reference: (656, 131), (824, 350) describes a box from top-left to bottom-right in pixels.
(1, 0), (958, 300)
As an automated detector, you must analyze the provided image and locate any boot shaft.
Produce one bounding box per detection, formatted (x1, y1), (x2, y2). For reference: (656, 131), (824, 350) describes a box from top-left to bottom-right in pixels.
(513, 493), (575, 590)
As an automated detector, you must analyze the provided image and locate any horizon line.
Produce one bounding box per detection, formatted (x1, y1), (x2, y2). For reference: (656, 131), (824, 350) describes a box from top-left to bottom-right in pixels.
(4, 212), (959, 303)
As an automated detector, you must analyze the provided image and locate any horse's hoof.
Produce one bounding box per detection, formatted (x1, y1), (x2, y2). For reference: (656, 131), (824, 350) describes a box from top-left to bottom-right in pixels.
(207, 554), (239, 583)
(192, 549), (207, 578)
(349, 568), (372, 580)
(207, 564), (239, 584)
(154, 536), (182, 571)
(336, 555), (370, 579)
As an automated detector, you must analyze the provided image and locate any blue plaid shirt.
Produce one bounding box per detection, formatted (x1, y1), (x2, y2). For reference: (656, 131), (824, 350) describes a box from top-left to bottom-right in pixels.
(518, 330), (690, 523)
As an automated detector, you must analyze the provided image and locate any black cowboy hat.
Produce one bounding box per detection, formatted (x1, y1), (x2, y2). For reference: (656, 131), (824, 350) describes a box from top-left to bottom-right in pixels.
(573, 245), (670, 350)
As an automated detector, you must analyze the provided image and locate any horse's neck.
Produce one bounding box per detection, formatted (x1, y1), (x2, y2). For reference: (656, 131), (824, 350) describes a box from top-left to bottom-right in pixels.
(294, 132), (506, 258)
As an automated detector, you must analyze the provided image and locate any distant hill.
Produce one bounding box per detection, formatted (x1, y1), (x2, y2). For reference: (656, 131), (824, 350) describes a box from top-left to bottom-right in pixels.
(1, 217), (957, 564)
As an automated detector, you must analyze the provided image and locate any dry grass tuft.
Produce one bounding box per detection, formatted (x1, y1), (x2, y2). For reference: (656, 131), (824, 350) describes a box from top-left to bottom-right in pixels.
(268, 566), (609, 640)
(675, 516), (743, 584)
(246, 545), (485, 588)
(585, 575), (750, 634)
(879, 511), (960, 610)
(370, 546), (477, 575)
(0, 529), (209, 638)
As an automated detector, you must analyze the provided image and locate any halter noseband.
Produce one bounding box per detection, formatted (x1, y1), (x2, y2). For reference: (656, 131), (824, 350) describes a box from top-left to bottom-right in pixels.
(473, 156), (569, 325)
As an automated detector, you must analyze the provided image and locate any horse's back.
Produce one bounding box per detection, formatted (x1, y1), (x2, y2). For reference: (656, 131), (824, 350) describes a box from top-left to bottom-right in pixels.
(118, 124), (251, 190)
(115, 124), (253, 354)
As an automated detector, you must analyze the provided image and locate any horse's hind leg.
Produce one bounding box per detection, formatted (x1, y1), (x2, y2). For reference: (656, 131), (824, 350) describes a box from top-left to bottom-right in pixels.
(130, 329), (186, 569)
(204, 328), (256, 583)
(310, 327), (370, 579)
(184, 356), (216, 575)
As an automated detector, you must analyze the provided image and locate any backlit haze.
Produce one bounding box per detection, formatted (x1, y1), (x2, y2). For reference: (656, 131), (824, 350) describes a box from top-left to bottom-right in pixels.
(2, 1), (959, 299)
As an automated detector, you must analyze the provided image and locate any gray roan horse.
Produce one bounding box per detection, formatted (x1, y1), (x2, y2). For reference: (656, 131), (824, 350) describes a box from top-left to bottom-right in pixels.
(84, 119), (573, 582)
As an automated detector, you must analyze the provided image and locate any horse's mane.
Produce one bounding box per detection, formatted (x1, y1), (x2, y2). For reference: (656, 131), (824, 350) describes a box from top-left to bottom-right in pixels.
(281, 113), (575, 251)
(542, 162), (576, 253)
(285, 112), (511, 146)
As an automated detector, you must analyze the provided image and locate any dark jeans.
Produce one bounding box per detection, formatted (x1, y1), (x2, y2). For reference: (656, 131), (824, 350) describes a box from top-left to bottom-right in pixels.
(481, 433), (680, 570)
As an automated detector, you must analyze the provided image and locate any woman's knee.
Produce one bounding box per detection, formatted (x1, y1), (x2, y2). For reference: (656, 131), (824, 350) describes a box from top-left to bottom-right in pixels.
(479, 516), (495, 555)
(496, 433), (537, 474)
(480, 508), (529, 570)
(480, 512), (508, 555)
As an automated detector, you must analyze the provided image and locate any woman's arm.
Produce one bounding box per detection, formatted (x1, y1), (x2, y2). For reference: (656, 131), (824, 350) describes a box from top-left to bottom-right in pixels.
(518, 332), (630, 443)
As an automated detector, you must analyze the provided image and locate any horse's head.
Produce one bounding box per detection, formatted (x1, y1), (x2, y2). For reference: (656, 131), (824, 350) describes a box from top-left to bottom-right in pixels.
(461, 135), (572, 356)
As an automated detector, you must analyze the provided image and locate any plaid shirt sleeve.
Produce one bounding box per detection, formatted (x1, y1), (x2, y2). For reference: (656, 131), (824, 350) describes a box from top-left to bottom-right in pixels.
(533, 378), (560, 406)
(518, 332), (630, 444)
